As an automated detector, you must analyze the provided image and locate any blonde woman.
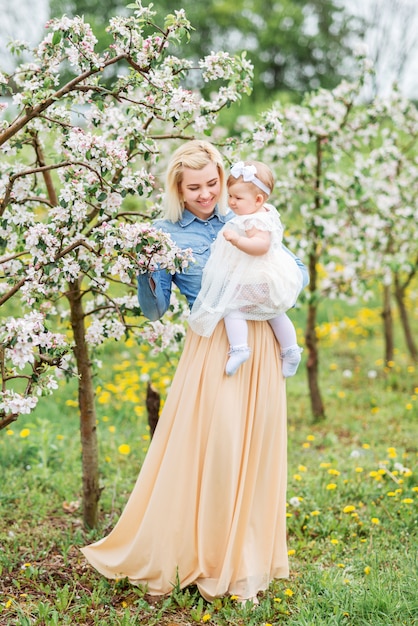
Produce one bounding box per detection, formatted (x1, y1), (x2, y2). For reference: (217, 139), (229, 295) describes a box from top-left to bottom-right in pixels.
(82, 141), (308, 605)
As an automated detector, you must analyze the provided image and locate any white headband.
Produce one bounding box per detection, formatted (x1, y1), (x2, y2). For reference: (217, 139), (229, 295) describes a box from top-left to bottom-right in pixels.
(230, 161), (271, 195)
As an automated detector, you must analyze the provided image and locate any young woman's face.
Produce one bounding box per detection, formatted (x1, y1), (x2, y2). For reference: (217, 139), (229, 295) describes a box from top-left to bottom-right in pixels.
(227, 182), (263, 215)
(179, 163), (221, 220)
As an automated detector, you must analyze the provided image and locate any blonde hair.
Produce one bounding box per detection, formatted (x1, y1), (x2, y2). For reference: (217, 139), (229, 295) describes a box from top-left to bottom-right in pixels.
(227, 160), (274, 199)
(163, 140), (228, 222)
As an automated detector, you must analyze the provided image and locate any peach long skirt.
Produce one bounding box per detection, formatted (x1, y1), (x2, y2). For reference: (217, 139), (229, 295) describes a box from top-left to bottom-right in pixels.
(81, 321), (289, 601)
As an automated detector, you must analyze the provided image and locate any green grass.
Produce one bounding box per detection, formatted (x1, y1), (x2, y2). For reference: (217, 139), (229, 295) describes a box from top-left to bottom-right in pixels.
(0, 303), (417, 625)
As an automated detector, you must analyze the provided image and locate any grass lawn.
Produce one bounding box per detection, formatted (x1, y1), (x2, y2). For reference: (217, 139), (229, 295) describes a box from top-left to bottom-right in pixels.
(0, 304), (417, 625)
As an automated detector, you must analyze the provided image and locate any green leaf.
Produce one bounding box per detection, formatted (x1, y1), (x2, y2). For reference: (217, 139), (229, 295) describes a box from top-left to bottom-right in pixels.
(52, 31), (62, 46)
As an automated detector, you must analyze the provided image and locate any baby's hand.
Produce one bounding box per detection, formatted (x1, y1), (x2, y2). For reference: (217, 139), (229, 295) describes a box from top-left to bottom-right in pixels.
(223, 229), (239, 245)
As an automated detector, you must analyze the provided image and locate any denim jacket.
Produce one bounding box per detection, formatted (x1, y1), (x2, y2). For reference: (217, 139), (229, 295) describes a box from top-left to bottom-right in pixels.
(137, 207), (309, 321)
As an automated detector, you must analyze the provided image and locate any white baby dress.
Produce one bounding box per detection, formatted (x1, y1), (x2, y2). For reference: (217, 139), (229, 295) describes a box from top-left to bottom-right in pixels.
(189, 206), (303, 337)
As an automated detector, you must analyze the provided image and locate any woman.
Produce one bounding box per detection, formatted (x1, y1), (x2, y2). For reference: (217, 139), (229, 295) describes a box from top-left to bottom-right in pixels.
(81, 140), (309, 603)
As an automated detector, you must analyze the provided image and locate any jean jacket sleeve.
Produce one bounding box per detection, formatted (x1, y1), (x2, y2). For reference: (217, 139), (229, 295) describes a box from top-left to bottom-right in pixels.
(282, 244), (310, 289)
(137, 270), (173, 322)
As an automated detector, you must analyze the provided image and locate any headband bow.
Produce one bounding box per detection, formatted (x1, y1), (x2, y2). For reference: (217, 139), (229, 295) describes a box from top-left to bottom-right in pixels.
(230, 161), (271, 195)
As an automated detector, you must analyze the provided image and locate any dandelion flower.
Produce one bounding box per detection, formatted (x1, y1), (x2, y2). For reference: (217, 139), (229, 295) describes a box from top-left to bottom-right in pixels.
(118, 444), (131, 455)
(401, 498), (413, 504)
(364, 566), (371, 575)
(20, 429), (30, 438)
(371, 517), (380, 525)
(326, 483), (337, 490)
(288, 549), (296, 556)
(202, 614), (211, 622)
(330, 539), (339, 545)
(343, 505), (356, 513)
(284, 588), (294, 596)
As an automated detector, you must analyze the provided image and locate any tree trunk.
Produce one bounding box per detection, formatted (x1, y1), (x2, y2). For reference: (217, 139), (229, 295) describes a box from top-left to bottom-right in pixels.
(305, 250), (325, 421)
(394, 273), (418, 361)
(146, 382), (161, 437)
(381, 283), (394, 365)
(67, 279), (101, 528)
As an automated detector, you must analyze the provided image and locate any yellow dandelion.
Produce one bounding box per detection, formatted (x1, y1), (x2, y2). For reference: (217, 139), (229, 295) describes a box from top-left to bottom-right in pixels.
(355, 467), (364, 473)
(57, 435), (64, 441)
(343, 505), (356, 513)
(337, 391), (346, 399)
(293, 474), (302, 481)
(306, 434), (315, 441)
(6, 429), (14, 436)
(401, 498), (413, 504)
(108, 425), (116, 433)
(337, 563), (345, 568)
(412, 487), (418, 493)
(371, 518), (380, 525)
(284, 588), (294, 596)
(202, 614), (211, 622)
(362, 443), (370, 449)
(405, 404), (412, 410)
(288, 549), (296, 556)
(387, 491), (396, 497)
(330, 538), (339, 545)
(118, 444), (131, 455)
(371, 407), (379, 414)
(274, 597), (282, 603)
(20, 429), (30, 438)
(302, 442), (310, 448)
(65, 399), (78, 407)
(329, 363), (338, 370)
(320, 462), (331, 468)
(328, 468), (341, 476)
(326, 483), (337, 490)
(310, 510), (320, 516)
(364, 566), (371, 575)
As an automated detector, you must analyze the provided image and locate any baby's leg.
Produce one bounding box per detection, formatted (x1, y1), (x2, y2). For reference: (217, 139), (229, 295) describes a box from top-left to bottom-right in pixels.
(268, 313), (302, 378)
(224, 311), (250, 376)
(268, 312), (297, 349)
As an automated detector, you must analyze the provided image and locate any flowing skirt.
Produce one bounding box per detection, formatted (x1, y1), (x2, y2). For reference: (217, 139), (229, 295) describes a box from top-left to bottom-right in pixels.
(81, 321), (289, 601)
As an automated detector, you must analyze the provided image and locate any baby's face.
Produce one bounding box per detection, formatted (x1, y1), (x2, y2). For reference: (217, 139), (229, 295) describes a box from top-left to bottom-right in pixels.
(227, 182), (263, 215)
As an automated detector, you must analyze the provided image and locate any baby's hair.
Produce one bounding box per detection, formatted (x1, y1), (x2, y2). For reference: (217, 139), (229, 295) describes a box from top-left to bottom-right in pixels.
(227, 160), (274, 198)
(163, 140), (228, 222)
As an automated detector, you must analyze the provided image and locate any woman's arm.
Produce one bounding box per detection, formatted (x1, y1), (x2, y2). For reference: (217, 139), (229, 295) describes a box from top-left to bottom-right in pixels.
(137, 270), (173, 321)
(282, 244), (310, 289)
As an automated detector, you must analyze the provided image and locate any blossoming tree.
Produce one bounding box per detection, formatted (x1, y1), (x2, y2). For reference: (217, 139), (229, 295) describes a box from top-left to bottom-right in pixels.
(0, 1), (252, 526)
(235, 55), (417, 419)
